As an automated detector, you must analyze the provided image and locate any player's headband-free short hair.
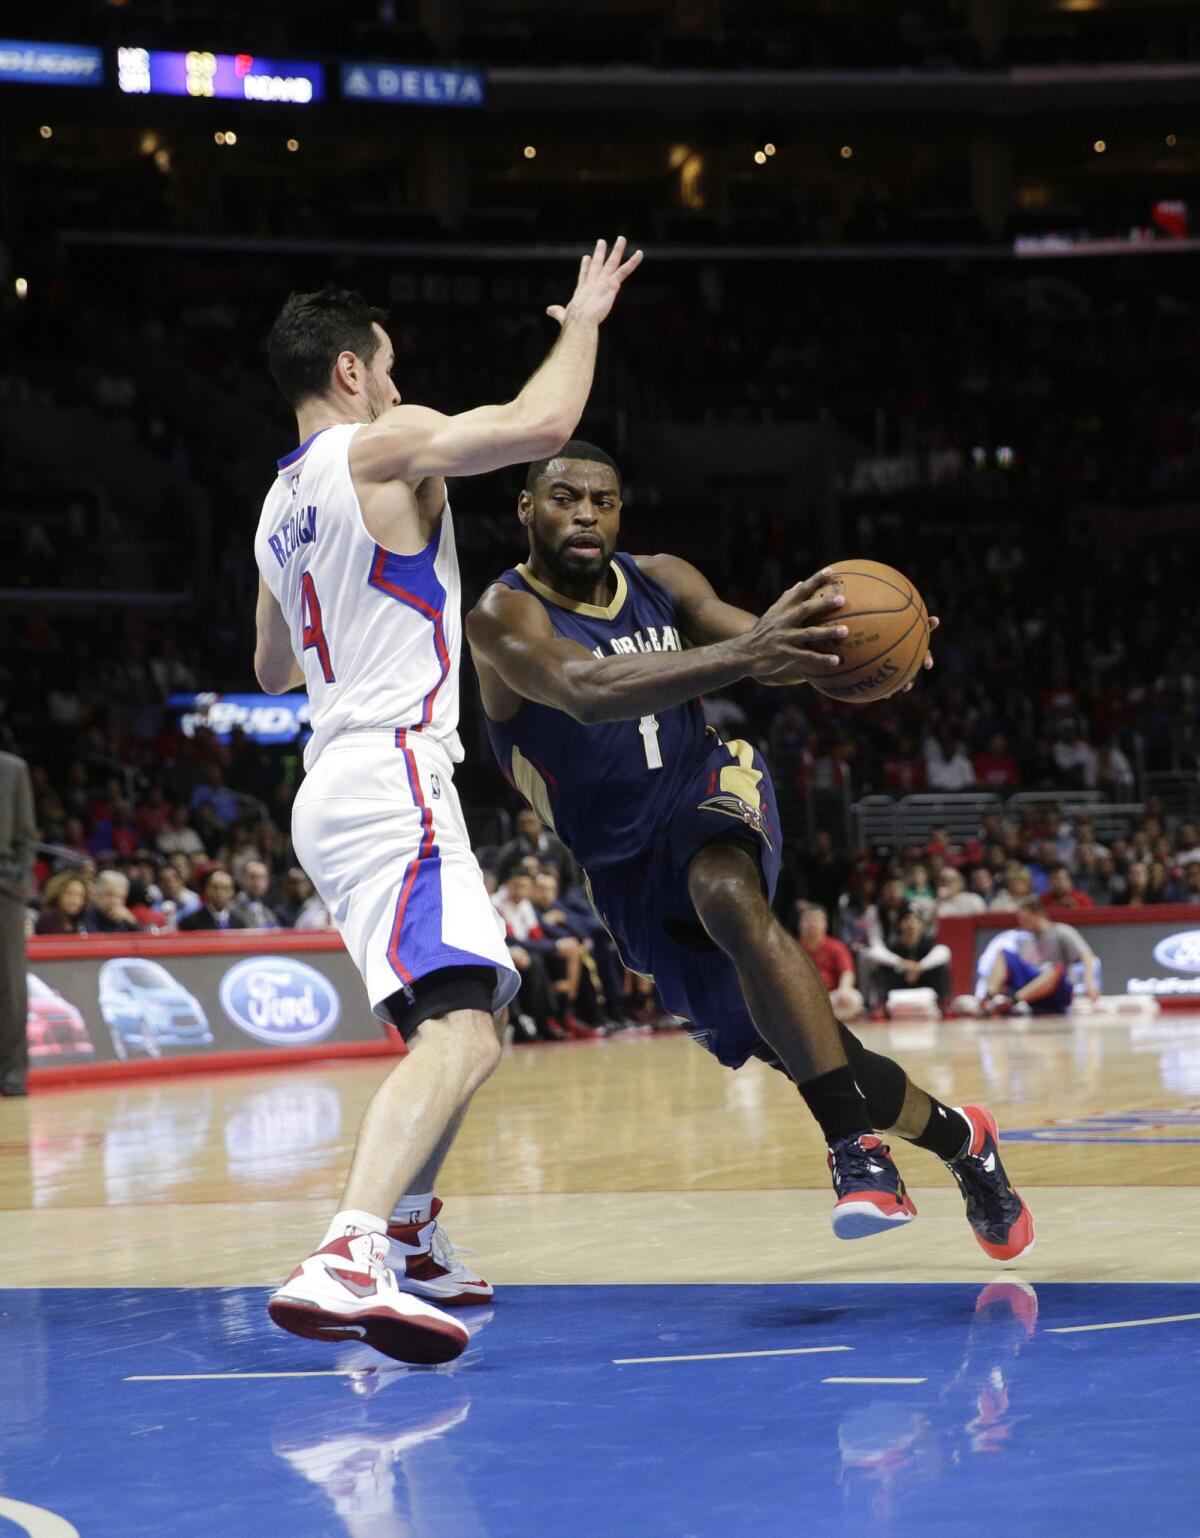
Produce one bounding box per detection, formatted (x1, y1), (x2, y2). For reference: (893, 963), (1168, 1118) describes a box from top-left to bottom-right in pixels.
(267, 286), (388, 409)
(525, 440), (622, 494)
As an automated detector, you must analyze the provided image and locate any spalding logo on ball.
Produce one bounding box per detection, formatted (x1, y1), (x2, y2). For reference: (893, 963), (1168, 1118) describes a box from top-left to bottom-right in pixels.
(805, 559), (930, 704)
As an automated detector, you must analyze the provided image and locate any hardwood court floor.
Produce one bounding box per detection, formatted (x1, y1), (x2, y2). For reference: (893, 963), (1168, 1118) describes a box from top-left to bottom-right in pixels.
(2, 1010), (1198, 1288)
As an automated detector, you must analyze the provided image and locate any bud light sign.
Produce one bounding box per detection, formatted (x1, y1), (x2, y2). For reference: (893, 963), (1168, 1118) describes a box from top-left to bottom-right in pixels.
(1152, 931), (1200, 974)
(220, 957), (341, 1045)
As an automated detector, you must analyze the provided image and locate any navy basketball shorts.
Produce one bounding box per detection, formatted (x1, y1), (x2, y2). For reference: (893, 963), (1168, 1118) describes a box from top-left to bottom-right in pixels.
(585, 733), (781, 1070)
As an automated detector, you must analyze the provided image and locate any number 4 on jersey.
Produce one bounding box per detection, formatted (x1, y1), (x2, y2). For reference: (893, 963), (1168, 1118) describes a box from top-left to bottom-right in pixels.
(301, 572), (335, 684)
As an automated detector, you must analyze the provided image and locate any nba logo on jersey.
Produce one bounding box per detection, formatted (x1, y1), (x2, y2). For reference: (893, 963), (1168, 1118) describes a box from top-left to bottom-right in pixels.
(431, 772), (442, 800)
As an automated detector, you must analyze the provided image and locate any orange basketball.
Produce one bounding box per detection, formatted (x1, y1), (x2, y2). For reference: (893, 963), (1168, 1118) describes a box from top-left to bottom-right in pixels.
(806, 559), (930, 704)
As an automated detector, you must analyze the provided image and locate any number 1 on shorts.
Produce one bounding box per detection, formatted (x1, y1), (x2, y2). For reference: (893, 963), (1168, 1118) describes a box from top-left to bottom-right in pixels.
(639, 713), (663, 771)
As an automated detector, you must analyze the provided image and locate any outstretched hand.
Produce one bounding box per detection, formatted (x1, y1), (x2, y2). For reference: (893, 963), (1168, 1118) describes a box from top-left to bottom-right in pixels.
(547, 236), (644, 327)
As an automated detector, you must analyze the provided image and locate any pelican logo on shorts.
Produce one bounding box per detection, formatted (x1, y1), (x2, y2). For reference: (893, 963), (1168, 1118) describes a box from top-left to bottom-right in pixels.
(1153, 931), (1200, 973)
(697, 792), (774, 852)
(219, 957), (342, 1045)
(430, 772), (442, 800)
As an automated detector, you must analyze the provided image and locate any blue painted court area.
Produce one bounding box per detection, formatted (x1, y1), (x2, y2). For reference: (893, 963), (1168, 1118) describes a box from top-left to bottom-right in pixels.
(3, 1283), (1198, 1538)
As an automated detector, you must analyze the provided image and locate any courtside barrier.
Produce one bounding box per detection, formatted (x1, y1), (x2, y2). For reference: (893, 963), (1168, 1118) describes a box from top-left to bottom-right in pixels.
(24, 931), (403, 1087)
(939, 904), (1200, 1009)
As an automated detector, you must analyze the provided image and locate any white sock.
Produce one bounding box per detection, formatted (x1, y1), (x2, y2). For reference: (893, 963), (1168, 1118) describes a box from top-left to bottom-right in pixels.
(389, 1192), (435, 1227)
(320, 1208), (387, 1248)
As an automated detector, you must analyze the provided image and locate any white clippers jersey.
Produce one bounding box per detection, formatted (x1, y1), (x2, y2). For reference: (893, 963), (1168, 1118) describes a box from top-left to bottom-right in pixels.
(254, 423), (463, 772)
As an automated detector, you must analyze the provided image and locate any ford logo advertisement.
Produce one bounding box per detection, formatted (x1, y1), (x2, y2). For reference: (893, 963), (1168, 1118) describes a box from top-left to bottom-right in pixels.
(1152, 932), (1200, 974)
(219, 957), (342, 1045)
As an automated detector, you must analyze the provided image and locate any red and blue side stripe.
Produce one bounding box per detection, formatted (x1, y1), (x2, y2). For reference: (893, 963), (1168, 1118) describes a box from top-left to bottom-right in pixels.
(385, 729), (502, 992)
(368, 525), (450, 731)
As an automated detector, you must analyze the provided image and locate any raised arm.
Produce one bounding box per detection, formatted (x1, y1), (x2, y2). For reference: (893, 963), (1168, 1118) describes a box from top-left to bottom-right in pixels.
(467, 572), (847, 726)
(351, 237), (643, 485)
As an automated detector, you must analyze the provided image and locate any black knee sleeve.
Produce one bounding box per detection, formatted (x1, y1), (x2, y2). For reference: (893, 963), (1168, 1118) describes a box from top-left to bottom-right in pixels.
(837, 1022), (908, 1129)
(382, 966), (495, 1042)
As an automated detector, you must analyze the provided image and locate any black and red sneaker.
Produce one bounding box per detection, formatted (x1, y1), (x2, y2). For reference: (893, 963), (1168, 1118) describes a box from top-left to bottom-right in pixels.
(827, 1134), (918, 1240)
(948, 1105), (1035, 1262)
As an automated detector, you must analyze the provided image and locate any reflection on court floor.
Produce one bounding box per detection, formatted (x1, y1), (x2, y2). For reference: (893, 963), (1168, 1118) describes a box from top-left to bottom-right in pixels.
(5, 1282), (1198, 1538)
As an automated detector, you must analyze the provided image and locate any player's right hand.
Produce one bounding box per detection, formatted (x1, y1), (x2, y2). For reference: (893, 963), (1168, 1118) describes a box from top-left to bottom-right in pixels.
(547, 236), (644, 327)
(744, 569), (848, 678)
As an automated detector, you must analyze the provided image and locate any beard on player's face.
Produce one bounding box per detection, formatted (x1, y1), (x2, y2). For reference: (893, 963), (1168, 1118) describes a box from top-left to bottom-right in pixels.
(530, 516), (613, 588)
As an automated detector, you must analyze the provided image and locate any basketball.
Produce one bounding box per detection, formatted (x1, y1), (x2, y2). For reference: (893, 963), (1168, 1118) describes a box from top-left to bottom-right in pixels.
(806, 559), (930, 704)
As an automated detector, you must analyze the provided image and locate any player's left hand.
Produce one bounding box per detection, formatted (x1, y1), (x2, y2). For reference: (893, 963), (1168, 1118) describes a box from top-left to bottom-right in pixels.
(1086, 982), (1102, 1002)
(901, 615), (940, 693)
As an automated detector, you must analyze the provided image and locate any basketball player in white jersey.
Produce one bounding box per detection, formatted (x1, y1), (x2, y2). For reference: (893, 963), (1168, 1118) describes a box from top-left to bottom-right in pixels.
(256, 238), (643, 1364)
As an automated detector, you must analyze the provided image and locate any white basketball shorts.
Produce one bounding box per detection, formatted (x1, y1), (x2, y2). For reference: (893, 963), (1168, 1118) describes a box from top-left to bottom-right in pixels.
(291, 728), (519, 1027)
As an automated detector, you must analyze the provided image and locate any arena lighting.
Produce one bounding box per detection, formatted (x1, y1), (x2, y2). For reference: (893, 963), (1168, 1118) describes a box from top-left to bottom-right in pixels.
(14, 277), (28, 299)
(153, 147), (171, 172)
(224, 129), (237, 145)
(764, 142), (776, 156)
(1166, 134), (1178, 147)
(753, 149), (767, 165)
(38, 124), (52, 138)
(116, 48), (323, 103)
(840, 144), (854, 159)
(214, 131), (225, 144)
(1093, 139), (1107, 153)
(523, 144), (537, 159)
(286, 137), (299, 152)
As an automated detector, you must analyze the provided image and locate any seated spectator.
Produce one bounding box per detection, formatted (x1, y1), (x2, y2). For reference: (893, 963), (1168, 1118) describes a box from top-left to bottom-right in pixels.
(864, 910), (952, 1008)
(87, 870), (141, 933)
(973, 733), (1019, 790)
(157, 804), (205, 859)
(1182, 862), (1200, 904)
(178, 868), (246, 931)
(230, 858), (279, 929)
(1046, 863), (1094, 909)
(903, 862), (936, 926)
(291, 871), (334, 929)
(1124, 862), (1151, 907)
(968, 867), (998, 906)
(1148, 861), (1180, 904)
(935, 867), (986, 917)
(190, 766), (242, 827)
(1026, 839), (1060, 896)
(158, 862), (201, 922)
(1094, 736), (1136, 800)
(494, 870), (595, 1037)
(1053, 724), (1098, 790)
(532, 869), (611, 1030)
(35, 872), (90, 936)
(924, 731), (975, 791)
(836, 873), (877, 951)
(865, 877), (909, 949)
(796, 905), (863, 1020)
(492, 808), (580, 892)
(982, 897), (1099, 1014)
(882, 734), (926, 794)
(492, 870), (568, 1040)
(90, 798), (140, 860)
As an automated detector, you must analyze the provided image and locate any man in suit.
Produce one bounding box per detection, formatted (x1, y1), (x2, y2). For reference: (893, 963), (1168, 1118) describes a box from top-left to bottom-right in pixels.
(230, 858), (280, 929)
(178, 868), (247, 932)
(0, 749), (37, 1096)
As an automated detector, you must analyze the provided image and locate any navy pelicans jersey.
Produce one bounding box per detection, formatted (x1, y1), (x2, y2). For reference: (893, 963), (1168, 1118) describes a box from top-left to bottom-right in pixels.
(254, 424), (463, 773)
(484, 554), (712, 871)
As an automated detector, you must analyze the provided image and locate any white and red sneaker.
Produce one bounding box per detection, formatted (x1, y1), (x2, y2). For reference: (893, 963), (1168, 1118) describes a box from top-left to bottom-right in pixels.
(386, 1199), (493, 1307)
(268, 1229), (469, 1364)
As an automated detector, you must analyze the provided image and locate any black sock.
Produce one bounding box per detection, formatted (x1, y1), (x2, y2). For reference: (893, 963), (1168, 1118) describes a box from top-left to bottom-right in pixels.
(912, 1098), (972, 1161)
(798, 1066), (872, 1144)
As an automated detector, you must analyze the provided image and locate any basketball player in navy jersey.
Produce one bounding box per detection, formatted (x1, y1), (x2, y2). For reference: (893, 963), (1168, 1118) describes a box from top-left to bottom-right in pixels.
(468, 443), (1033, 1258)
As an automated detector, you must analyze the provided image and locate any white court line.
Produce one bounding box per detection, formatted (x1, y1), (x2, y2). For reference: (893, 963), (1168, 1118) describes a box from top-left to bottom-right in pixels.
(126, 1370), (371, 1381)
(1047, 1311), (1200, 1335)
(824, 1384), (929, 1396)
(613, 1346), (852, 1365)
